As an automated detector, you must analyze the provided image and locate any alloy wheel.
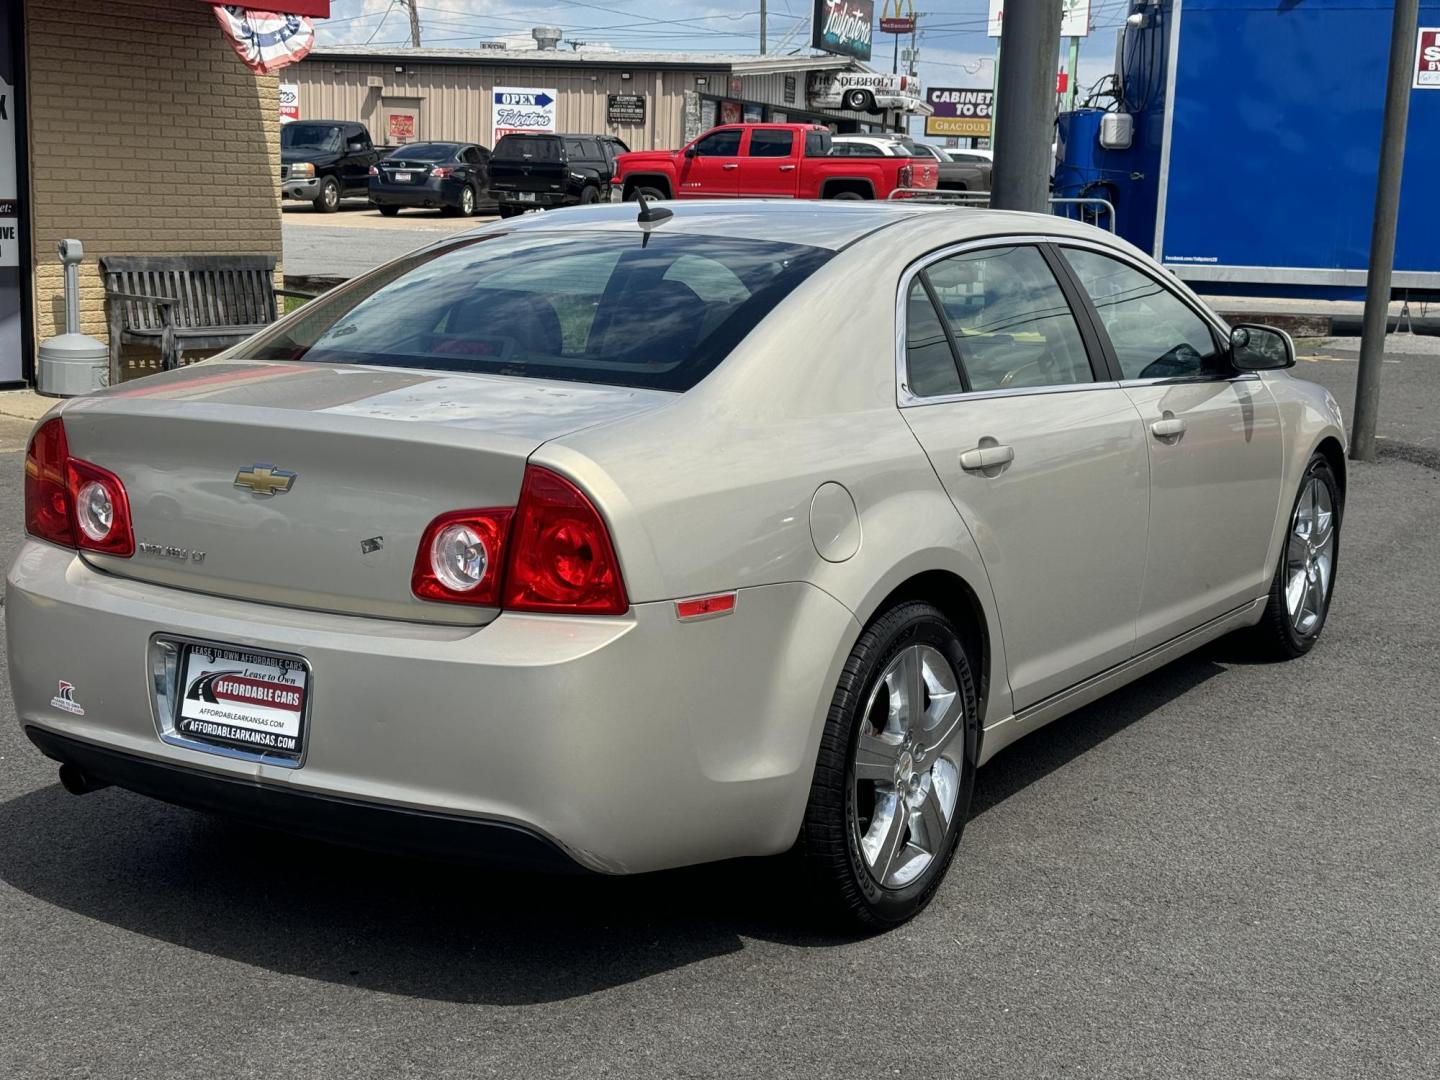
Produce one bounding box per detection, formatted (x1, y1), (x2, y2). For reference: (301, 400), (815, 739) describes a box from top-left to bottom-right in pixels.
(851, 644), (966, 889)
(1285, 474), (1336, 635)
(462, 187), (475, 214)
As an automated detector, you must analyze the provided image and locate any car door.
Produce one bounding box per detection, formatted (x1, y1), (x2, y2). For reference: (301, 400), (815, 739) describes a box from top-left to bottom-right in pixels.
(898, 240), (1150, 710)
(733, 128), (800, 197)
(462, 145), (494, 204)
(677, 128), (743, 197)
(1057, 243), (1285, 651)
(342, 124), (375, 195)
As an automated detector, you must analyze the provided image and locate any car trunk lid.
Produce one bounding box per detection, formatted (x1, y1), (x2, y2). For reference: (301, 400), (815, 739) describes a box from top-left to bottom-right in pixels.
(60, 361), (669, 625)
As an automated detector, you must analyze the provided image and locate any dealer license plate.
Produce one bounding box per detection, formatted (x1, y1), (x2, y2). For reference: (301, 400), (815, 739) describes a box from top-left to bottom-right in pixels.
(393, 171), (413, 182)
(175, 643), (309, 760)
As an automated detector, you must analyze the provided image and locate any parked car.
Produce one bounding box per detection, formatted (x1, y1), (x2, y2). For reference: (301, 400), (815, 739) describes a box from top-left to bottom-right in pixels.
(488, 133), (629, 217)
(808, 72), (927, 114)
(832, 136), (992, 193)
(614, 123), (938, 202)
(368, 141), (497, 217)
(9, 201), (1345, 930)
(280, 120), (386, 213)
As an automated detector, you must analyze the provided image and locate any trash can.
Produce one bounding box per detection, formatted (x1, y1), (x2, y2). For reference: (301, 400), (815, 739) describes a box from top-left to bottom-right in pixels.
(36, 238), (108, 397)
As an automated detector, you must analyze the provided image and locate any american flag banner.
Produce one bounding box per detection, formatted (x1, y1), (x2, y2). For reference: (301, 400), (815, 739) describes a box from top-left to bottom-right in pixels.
(211, 6), (316, 74)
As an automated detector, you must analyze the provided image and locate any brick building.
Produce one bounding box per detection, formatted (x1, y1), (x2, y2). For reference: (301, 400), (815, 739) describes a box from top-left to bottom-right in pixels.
(2, 0), (288, 387)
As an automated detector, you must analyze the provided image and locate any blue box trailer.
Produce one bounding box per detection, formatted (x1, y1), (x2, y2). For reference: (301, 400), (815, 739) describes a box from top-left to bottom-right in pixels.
(1055, 0), (1440, 298)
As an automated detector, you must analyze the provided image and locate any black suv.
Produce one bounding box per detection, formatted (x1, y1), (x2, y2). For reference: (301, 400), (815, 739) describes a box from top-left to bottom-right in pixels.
(489, 133), (630, 216)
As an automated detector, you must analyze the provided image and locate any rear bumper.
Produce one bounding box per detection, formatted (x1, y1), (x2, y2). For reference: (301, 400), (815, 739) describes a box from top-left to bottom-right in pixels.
(27, 726), (583, 872)
(6, 540), (857, 874)
(369, 180), (462, 207)
(494, 189), (574, 209)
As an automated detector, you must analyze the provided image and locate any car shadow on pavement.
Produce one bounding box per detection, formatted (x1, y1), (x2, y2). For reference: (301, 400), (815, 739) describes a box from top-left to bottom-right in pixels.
(0, 653), (1226, 1005)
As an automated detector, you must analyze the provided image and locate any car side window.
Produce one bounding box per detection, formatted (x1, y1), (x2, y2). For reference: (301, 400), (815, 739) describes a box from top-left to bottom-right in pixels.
(748, 129), (794, 157)
(564, 138), (586, 161)
(1062, 247), (1224, 380)
(832, 142), (884, 157)
(905, 281), (965, 397)
(805, 131), (828, 157)
(579, 138), (601, 160)
(919, 245), (1094, 393)
(461, 146), (482, 164)
(693, 129), (742, 157)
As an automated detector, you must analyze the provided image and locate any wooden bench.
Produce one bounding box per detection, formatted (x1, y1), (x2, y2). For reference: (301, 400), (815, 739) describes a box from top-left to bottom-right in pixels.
(100, 255), (312, 381)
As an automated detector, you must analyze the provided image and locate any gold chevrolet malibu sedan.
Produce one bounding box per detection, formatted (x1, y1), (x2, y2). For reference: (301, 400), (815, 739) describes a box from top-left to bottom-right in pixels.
(7, 201), (1345, 928)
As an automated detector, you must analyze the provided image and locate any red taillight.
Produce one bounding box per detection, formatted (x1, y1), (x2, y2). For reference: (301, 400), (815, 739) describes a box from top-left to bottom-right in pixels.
(431, 166), (453, 178)
(504, 466), (628, 615)
(411, 466), (628, 615)
(412, 508), (514, 606)
(898, 164), (913, 188)
(24, 416), (134, 556)
(24, 417), (75, 548)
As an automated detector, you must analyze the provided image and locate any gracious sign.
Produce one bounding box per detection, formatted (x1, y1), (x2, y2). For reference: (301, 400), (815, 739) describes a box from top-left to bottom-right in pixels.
(607, 93), (646, 126)
(925, 87), (992, 138)
(812, 0), (874, 62)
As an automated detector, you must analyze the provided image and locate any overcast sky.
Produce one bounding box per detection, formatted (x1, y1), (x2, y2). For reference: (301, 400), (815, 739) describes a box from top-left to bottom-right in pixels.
(314, 0), (1136, 135)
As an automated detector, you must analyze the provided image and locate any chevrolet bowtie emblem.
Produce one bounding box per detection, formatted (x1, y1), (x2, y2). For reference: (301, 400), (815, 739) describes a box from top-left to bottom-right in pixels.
(234, 464), (297, 496)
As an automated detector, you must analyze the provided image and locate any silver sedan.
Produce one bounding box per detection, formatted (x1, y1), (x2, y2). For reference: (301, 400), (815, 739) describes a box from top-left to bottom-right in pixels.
(7, 201), (1345, 929)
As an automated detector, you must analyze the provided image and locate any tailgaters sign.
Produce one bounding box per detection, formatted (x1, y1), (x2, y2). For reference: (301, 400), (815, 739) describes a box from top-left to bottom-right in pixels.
(812, 0), (873, 62)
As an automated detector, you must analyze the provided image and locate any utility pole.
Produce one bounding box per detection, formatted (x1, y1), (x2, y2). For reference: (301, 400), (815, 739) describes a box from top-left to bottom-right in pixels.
(1352, 0), (1418, 462)
(990, 0), (1062, 211)
(401, 0), (422, 48)
(759, 0), (767, 54)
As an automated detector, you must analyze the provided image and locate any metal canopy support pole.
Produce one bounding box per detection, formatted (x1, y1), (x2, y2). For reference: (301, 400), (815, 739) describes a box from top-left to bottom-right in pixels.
(991, 0), (1063, 212)
(760, 0), (767, 54)
(1352, 0), (1419, 462)
(1068, 35), (1080, 109)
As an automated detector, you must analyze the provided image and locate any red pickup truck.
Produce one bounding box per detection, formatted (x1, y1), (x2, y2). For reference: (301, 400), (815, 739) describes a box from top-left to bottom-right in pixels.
(611, 123), (938, 203)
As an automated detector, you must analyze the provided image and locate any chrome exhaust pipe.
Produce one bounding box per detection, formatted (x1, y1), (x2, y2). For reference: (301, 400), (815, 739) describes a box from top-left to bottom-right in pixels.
(58, 763), (110, 795)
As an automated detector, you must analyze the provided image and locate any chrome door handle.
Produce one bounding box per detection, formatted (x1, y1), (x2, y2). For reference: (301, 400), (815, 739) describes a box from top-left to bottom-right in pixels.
(779, 164), (796, 171)
(1150, 416), (1187, 439)
(959, 444), (1015, 471)
(722, 163), (739, 170)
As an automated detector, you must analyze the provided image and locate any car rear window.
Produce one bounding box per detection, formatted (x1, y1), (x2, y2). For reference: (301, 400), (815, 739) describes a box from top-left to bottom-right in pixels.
(235, 232), (833, 393)
(493, 135), (562, 161)
(388, 143), (456, 161)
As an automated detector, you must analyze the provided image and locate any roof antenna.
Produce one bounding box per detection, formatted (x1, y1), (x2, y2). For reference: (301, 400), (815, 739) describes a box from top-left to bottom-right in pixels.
(635, 189), (672, 226)
(635, 189), (671, 247)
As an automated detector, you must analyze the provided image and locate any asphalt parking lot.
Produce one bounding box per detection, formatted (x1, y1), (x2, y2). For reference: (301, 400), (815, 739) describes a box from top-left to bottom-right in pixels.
(0, 344), (1436, 1078)
(283, 201), (494, 279)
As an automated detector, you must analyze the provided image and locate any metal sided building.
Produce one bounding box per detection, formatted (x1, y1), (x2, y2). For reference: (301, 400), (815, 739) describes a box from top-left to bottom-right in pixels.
(290, 42), (911, 153)
(1056, 0), (1440, 297)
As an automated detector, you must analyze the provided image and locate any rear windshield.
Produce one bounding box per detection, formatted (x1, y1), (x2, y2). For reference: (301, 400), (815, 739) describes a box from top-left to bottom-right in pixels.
(281, 124), (343, 153)
(387, 143), (457, 161)
(235, 231), (832, 392)
(493, 136), (562, 161)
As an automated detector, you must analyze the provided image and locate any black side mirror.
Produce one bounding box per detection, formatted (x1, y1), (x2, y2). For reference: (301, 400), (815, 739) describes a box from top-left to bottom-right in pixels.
(684, 146), (697, 159)
(1229, 323), (1295, 371)
(348, 141), (366, 153)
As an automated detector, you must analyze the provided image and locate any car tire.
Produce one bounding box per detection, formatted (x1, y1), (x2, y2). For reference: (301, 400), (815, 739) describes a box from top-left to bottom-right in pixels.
(628, 185), (668, 203)
(1245, 452), (1342, 660)
(313, 177), (340, 213)
(843, 89), (873, 112)
(579, 184), (601, 205)
(828, 191), (866, 201)
(448, 185), (476, 216)
(497, 205), (518, 219)
(376, 205), (400, 217)
(798, 600), (979, 930)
